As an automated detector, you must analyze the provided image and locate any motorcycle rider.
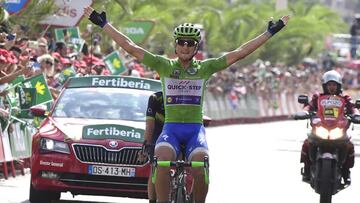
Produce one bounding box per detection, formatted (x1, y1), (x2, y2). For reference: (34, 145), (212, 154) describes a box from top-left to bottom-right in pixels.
(300, 70), (359, 183)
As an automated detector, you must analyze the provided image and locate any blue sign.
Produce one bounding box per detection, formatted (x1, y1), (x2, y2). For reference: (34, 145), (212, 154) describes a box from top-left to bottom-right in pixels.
(3, 0), (30, 15)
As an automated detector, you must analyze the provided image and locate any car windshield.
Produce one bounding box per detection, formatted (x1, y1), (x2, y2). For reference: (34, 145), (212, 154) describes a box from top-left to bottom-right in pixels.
(52, 87), (153, 121)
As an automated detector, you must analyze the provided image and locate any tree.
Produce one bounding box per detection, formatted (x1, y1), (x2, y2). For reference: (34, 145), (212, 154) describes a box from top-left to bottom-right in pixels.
(6, 1), (56, 39)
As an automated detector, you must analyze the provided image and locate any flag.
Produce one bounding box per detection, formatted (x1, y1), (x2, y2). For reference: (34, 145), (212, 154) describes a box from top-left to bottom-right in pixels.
(54, 27), (84, 52)
(22, 74), (53, 105)
(10, 75), (25, 86)
(17, 87), (36, 110)
(103, 51), (126, 75)
(57, 66), (76, 84)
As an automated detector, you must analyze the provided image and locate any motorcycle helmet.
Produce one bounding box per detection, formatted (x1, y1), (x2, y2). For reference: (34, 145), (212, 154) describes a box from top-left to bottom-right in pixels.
(173, 23), (201, 42)
(321, 70), (342, 95)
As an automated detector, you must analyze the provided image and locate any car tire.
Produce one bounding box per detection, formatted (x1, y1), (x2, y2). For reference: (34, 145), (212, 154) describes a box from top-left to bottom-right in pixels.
(29, 180), (60, 203)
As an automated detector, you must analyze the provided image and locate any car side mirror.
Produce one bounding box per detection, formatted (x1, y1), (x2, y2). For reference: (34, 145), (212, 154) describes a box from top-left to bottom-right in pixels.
(30, 104), (47, 117)
(355, 99), (360, 109)
(298, 95), (309, 105)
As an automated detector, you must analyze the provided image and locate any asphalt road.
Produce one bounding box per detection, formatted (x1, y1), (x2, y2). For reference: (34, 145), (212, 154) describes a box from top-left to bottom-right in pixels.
(1, 120), (360, 203)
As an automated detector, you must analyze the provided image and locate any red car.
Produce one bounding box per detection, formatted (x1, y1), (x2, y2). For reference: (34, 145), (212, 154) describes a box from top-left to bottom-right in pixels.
(29, 76), (161, 203)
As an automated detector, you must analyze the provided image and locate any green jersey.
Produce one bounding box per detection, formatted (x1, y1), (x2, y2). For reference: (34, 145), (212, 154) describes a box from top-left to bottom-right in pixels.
(141, 51), (228, 123)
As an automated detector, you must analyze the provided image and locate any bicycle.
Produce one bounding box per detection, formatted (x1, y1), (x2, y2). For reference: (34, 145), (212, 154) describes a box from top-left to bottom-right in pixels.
(151, 155), (210, 203)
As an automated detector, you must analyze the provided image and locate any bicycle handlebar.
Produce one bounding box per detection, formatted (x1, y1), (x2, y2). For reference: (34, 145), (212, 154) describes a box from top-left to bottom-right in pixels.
(156, 160), (206, 168)
(152, 156), (210, 185)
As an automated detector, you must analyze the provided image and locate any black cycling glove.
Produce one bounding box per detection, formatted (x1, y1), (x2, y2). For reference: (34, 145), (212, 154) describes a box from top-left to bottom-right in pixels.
(267, 19), (285, 36)
(89, 10), (108, 28)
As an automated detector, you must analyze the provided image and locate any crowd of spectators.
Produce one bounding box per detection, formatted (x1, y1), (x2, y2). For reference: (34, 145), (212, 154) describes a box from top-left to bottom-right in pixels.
(207, 57), (360, 108)
(0, 22), (358, 112)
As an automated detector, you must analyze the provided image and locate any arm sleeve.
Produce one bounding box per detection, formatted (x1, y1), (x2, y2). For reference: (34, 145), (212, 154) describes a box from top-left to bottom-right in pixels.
(146, 94), (156, 119)
(201, 56), (228, 78)
(141, 51), (168, 73)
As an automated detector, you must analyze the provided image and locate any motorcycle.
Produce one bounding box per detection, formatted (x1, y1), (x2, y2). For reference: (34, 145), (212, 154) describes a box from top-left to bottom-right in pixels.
(294, 94), (360, 203)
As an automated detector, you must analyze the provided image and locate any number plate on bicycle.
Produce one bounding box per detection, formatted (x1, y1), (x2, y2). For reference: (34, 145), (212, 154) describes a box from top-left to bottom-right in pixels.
(88, 165), (136, 177)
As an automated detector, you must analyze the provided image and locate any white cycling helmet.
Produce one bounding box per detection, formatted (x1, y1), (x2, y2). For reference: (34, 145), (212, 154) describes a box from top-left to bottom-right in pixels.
(322, 70), (342, 94)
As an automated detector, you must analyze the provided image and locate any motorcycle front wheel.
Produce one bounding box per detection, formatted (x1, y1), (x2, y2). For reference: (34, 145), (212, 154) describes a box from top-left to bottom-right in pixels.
(318, 159), (334, 203)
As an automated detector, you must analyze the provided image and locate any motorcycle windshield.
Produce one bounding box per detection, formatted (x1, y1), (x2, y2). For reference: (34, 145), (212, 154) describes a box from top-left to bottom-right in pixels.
(316, 95), (347, 128)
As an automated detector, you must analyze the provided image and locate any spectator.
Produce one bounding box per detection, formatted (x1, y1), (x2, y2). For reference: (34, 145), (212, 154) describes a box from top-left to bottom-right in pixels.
(350, 14), (360, 59)
(37, 54), (54, 77)
(55, 42), (68, 58)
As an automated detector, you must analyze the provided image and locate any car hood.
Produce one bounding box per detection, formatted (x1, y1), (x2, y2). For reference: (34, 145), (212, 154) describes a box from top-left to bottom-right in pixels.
(47, 117), (145, 143)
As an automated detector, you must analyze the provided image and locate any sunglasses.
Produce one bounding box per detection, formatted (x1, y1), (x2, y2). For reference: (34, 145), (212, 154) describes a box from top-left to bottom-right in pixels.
(176, 39), (198, 47)
(45, 60), (53, 66)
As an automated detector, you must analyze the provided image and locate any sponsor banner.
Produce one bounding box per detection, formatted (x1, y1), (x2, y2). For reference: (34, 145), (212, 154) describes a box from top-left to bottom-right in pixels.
(40, 0), (93, 27)
(122, 20), (155, 44)
(67, 76), (162, 92)
(83, 124), (144, 143)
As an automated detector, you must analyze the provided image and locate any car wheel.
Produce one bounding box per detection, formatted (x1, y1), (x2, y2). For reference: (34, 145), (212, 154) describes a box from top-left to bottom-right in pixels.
(29, 180), (60, 203)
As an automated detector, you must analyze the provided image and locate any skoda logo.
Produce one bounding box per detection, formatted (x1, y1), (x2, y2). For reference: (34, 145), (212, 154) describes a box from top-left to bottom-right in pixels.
(109, 140), (118, 148)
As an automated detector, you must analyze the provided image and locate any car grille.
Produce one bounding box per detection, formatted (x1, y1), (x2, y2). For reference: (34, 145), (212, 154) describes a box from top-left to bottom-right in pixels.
(59, 173), (148, 198)
(73, 144), (148, 166)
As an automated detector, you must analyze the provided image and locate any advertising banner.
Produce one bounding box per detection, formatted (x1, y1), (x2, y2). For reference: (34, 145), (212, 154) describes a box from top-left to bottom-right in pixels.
(40, 0), (93, 27)
(122, 20), (155, 44)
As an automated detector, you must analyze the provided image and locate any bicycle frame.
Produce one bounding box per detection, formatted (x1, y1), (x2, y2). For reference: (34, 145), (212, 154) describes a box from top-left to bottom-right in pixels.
(152, 156), (209, 203)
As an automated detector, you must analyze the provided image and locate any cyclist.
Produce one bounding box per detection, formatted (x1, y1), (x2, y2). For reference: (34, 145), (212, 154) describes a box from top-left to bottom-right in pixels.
(138, 91), (165, 203)
(300, 70), (359, 183)
(139, 91), (211, 203)
(85, 6), (289, 203)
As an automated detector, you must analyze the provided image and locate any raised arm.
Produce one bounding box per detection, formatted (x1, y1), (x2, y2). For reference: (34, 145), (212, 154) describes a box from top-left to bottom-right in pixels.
(224, 16), (290, 66)
(83, 6), (146, 61)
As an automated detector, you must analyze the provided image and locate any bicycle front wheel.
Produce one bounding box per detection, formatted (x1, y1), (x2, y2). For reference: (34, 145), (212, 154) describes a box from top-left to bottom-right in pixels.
(174, 187), (185, 203)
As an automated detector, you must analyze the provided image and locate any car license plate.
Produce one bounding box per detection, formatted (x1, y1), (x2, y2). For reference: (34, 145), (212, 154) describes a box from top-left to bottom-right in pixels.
(88, 165), (136, 177)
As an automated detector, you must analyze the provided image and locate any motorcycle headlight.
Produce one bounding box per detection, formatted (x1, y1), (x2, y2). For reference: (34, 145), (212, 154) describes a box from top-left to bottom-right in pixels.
(40, 138), (70, 154)
(315, 127), (329, 139)
(315, 127), (344, 140)
(328, 127), (344, 140)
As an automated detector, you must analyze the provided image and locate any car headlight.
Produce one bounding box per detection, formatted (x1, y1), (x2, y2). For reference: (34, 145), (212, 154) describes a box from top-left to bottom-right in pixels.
(315, 127), (344, 140)
(40, 138), (70, 154)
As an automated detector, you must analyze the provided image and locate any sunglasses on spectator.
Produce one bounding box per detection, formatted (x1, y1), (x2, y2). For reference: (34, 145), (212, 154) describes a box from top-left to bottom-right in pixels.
(45, 60), (53, 66)
(176, 39), (198, 47)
